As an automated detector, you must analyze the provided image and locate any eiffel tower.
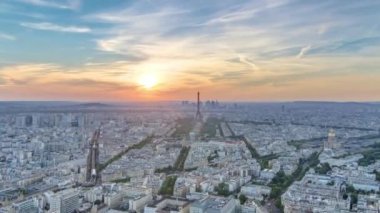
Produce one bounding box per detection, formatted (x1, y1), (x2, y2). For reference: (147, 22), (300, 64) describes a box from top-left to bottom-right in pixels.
(195, 91), (202, 121)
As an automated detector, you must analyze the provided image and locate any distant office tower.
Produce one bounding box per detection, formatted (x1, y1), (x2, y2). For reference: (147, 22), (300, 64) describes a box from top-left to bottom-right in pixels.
(32, 114), (39, 127)
(324, 129), (336, 150)
(50, 189), (80, 213)
(195, 91), (202, 121)
(85, 129), (102, 185)
(15, 115), (26, 127)
(25, 115), (33, 127)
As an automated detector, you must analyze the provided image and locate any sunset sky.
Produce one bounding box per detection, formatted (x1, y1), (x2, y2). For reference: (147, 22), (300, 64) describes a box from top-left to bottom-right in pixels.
(0, 0), (380, 101)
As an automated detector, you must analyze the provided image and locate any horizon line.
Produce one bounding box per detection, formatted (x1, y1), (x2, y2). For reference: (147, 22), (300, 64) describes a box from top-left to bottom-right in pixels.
(0, 100), (379, 104)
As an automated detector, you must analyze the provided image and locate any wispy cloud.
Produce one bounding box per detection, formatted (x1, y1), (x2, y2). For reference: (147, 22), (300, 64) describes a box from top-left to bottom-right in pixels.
(83, 1), (380, 96)
(0, 33), (16, 41)
(297, 45), (312, 58)
(20, 22), (91, 33)
(85, 7), (189, 24)
(2, 0), (380, 100)
(202, 1), (289, 26)
(16, 0), (81, 10)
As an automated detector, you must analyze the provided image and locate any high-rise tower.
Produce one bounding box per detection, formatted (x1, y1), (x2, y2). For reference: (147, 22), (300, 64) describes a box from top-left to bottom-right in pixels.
(85, 129), (101, 185)
(324, 129), (336, 150)
(195, 91), (202, 121)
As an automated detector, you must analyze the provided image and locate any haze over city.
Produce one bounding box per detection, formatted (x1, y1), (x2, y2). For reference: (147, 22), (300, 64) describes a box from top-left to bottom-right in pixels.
(1, 0), (380, 101)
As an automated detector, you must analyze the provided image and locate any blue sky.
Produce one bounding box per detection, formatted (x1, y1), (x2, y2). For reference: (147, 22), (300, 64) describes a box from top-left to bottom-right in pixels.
(0, 0), (380, 101)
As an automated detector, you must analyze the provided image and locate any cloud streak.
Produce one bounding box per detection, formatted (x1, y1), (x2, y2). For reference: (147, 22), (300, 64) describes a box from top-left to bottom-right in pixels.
(297, 45), (311, 58)
(1, 0), (380, 100)
(20, 22), (91, 33)
(16, 0), (81, 10)
(0, 33), (16, 41)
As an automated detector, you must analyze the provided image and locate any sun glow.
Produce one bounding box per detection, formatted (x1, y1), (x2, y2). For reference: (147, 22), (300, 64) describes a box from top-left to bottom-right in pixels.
(138, 73), (158, 89)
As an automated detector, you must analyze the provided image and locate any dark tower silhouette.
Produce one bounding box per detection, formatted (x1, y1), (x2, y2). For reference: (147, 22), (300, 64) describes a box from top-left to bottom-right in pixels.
(195, 91), (202, 121)
(85, 129), (102, 185)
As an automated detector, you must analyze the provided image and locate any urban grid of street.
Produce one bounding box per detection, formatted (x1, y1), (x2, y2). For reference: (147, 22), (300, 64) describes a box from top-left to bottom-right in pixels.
(1, 100), (380, 213)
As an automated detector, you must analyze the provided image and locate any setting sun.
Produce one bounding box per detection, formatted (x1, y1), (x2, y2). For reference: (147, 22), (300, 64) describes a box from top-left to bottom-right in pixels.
(138, 74), (158, 89)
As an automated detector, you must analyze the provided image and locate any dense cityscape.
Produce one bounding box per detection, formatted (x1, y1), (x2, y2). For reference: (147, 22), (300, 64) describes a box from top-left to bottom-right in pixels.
(1, 96), (379, 213)
(2, 0), (380, 212)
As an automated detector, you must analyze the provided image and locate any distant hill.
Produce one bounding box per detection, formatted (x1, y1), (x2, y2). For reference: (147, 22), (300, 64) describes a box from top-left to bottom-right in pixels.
(292, 101), (380, 106)
(0, 101), (116, 113)
(74, 102), (113, 108)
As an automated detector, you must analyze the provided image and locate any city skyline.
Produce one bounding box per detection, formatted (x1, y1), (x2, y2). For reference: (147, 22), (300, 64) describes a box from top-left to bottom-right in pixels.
(1, 2), (380, 211)
(1, 0), (380, 101)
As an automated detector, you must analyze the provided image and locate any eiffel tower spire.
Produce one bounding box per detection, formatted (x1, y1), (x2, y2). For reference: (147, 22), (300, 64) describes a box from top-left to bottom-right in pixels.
(195, 91), (202, 121)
